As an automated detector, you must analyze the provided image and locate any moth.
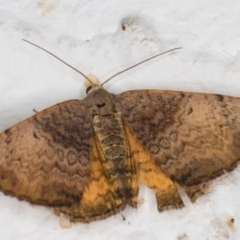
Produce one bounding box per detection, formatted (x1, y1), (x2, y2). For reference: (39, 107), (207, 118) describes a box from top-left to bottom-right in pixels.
(0, 41), (240, 223)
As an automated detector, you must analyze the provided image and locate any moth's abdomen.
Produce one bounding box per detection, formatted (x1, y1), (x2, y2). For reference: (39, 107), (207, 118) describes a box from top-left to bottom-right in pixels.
(92, 113), (137, 206)
(93, 113), (127, 165)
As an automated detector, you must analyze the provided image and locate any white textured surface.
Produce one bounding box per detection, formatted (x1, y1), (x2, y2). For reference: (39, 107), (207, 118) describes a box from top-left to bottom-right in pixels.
(0, 1), (240, 239)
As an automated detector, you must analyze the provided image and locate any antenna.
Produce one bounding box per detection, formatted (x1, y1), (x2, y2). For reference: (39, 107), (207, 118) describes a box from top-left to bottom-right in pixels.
(22, 39), (93, 84)
(22, 39), (182, 87)
(101, 47), (182, 86)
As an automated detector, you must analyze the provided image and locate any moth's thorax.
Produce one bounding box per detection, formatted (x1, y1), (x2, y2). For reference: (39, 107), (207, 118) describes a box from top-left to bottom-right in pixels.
(86, 87), (115, 115)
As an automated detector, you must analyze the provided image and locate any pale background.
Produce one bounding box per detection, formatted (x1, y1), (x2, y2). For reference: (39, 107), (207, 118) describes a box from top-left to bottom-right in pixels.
(0, 0), (240, 239)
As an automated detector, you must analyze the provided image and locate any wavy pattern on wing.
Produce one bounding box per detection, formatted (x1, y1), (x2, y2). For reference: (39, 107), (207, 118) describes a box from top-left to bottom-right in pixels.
(116, 90), (240, 186)
(0, 100), (92, 206)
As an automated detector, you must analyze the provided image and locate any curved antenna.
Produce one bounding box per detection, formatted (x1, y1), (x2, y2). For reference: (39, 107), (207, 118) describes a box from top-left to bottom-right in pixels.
(101, 47), (182, 86)
(22, 39), (93, 84)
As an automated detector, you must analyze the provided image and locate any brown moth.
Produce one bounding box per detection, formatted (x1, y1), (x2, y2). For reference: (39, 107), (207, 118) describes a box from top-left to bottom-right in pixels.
(0, 42), (240, 223)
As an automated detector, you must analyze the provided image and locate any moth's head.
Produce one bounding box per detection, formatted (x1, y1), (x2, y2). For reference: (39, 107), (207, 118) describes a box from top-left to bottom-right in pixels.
(85, 74), (102, 95)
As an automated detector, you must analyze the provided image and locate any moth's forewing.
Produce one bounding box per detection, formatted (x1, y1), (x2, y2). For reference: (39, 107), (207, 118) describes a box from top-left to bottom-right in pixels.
(0, 100), (91, 206)
(116, 90), (240, 186)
